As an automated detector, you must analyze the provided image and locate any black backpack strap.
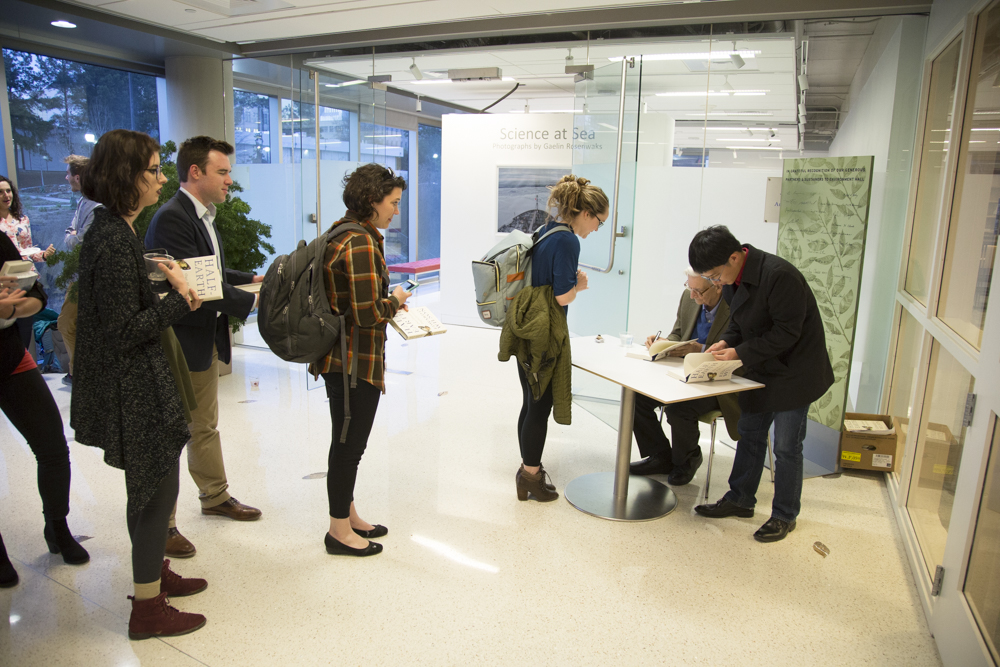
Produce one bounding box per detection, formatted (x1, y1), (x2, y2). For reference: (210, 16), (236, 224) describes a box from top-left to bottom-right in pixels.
(338, 313), (351, 444)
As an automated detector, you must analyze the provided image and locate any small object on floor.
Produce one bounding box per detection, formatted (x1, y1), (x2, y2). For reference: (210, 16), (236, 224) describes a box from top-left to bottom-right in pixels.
(813, 541), (830, 557)
(630, 452), (673, 477)
(595, 335), (604, 343)
(201, 497), (262, 521)
(159, 559), (207, 597)
(754, 517), (796, 543)
(515, 464), (558, 502)
(62, 373), (72, 386)
(694, 498), (754, 518)
(437, 391), (448, 396)
(165, 527), (196, 559)
(353, 524), (388, 539)
(303, 472), (327, 480)
(324, 532), (383, 557)
(128, 592), (206, 640)
(43, 521), (90, 565)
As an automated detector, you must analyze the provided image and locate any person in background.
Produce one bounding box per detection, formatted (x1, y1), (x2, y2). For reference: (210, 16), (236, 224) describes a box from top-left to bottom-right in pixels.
(0, 231), (89, 589)
(0, 175), (55, 348)
(502, 175), (608, 503)
(73, 129), (208, 639)
(688, 225), (834, 543)
(629, 269), (741, 486)
(309, 163), (412, 557)
(144, 136), (263, 560)
(58, 155), (100, 385)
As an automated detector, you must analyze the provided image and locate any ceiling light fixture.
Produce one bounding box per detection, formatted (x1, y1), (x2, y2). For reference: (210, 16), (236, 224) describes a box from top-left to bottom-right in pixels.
(609, 50), (759, 63)
(409, 58), (423, 80)
(730, 41), (746, 69)
(722, 75), (734, 94)
(656, 89), (768, 97)
(724, 145), (784, 151)
(51, 20), (76, 28)
(798, 103), (807, 117)
(720, 138), (780, 142)
(686, 111), (773, 117)
(733, 150), (738, 158)
(798, 74), (810, 91)
(325, 80), (365, 88)
(524, 101), (530, 114)
(415, 95), (422, 112)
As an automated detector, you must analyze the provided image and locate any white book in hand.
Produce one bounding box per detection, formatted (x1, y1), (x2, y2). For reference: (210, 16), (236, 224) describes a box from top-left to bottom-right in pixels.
(390, 306), (447, 340)
(625, 338), (699, 361)
(177, 256), (224, 302)
(669, 352), (742, 383)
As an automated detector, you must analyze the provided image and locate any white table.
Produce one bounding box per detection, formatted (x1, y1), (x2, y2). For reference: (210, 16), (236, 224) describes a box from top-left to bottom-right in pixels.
(566, 335), (764, 521)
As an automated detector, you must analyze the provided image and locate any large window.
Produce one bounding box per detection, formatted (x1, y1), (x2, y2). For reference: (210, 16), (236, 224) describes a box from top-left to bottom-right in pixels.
(417, 124), (441, 261)
(233, 90), (274, 164)
(280, 100), (352, 163)
(2, 48), (159, 311)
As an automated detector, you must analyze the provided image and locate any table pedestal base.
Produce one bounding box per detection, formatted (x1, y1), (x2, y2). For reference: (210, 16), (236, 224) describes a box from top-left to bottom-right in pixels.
(564, 472), (677, 521)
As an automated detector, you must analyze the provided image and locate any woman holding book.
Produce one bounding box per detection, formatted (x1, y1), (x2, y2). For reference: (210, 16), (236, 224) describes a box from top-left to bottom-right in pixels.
(508, 175), (608, 502)
(309, 163), (412, 558)
(73, 129), (208, 639)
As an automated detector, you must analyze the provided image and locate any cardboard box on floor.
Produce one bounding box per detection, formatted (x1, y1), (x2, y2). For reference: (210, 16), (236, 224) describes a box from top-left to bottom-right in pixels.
(840, 413), (903, 472)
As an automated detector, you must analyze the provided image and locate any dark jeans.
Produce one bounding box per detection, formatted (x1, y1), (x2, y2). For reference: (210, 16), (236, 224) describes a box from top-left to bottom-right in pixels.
(0, 368), (71, 521)
(323, 375), (381, 519)
(632, 392), (719, 470)
(126, 461), (179, 584)
(724, 406), (809, 523)
(516, 364), (553, 467)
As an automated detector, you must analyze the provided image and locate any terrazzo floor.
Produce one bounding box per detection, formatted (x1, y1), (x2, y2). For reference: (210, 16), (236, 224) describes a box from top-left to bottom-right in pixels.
(0, 319), (941, 666)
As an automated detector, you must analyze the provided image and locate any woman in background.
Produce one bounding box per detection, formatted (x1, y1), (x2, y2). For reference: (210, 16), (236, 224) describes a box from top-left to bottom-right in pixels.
(73, 129), (206, 639)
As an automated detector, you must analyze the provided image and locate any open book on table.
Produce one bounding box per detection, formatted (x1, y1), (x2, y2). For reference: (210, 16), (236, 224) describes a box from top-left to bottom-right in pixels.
(390, 306), (447, 340)
(177, 256), (223, 302)
(626, 338), (699, 361)
(668, 352), (742, 383)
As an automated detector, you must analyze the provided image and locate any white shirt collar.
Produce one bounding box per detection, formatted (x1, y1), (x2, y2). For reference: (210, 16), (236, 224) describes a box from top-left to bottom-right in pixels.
(179, 187), (216, 222)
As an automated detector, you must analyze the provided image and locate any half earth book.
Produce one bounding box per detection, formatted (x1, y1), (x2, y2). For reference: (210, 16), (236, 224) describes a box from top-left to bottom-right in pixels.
(390, 306), (447, 340)
(668, 353), (742, 383)
(625, 338), (698, 361)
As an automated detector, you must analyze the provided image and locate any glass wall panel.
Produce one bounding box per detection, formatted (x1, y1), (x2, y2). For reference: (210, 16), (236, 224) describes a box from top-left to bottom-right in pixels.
(2, 48), (159, 312)
(904, 38), (963, 305)
(906, 342), (975, 578)
(417, 124), (441, 261)
(964, 417), (1000, 664)
(233, 90), (274, 164)
(937, 3), (1000, 349)
(886, 308), (926, 480)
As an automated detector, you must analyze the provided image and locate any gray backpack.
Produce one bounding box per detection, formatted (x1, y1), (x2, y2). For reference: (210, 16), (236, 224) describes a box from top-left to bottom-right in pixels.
(258, 222), (372, 442)
(471, 225), (571, 327)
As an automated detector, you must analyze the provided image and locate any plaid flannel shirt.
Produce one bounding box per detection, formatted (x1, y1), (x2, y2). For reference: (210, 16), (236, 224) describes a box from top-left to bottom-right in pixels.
(308, 213), (400, 392)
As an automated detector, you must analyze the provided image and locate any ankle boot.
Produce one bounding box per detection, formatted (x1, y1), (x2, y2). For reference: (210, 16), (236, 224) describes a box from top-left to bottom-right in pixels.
(0, 532), (18, 588)
(43, 520), (90, 565)
(160, 559), (207, 597)
(538, 463), (556, 491)
(128, 592), (206, 640)
(516, 465), (559, 502)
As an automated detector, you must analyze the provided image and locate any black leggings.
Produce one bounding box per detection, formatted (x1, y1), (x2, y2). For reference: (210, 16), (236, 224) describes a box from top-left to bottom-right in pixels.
(126, 462), (179, 585)
(323, 375), (381, 519)
(517, 364), (553, 467)
(0, 368), (71, 521)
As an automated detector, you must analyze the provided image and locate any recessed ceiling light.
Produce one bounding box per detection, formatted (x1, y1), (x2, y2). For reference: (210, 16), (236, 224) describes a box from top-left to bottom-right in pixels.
(185, 8), (196, 12)
(51, 20), (76, 28)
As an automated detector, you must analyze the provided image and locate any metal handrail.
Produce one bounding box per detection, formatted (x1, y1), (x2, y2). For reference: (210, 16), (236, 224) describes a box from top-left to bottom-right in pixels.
(579, 56), (630, 273)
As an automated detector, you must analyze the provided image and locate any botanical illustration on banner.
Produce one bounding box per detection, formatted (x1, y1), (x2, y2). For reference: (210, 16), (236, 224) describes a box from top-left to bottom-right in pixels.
(777, 156), (875, 430)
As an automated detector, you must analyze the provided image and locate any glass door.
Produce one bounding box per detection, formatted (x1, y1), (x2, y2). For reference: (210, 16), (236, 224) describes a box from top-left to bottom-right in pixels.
(568, 57), (641, 417)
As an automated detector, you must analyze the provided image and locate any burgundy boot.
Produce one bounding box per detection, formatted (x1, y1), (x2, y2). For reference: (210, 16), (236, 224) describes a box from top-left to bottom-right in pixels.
(128, 592), (206, 640)
(160, 559), (207, 597)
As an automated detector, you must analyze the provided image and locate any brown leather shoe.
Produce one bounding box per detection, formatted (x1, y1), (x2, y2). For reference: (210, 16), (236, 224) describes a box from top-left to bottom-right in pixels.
(516, 465), (559, 502)
(128, 592), (205, 640)
(201, 497), (262, 521)
(165, 527), (196, 558)
(160, 559), (207, 597)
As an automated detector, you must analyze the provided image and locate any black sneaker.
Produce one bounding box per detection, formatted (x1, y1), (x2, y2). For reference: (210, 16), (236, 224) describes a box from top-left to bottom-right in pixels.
(62, 374), (72, 386)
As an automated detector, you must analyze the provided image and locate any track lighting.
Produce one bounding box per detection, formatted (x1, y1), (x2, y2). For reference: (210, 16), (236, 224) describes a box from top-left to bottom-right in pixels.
(798, 74), (809, 91)
(415, 95), (422, 112)
(730, 41), (745, 69)
(409, 58), (423, 80)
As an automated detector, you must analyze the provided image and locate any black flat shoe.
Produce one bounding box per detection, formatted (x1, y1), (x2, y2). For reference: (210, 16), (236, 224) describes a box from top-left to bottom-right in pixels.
(667, 452), (704, 486)
(629, 452), (673, 476)
(694, 498), (754, 518)
(352, 525), (388, 539)
(754, 517), (796, 543)
(0, 560), (17, 588)
(44, 522), (90, 565)
(324, 533), (383, 557)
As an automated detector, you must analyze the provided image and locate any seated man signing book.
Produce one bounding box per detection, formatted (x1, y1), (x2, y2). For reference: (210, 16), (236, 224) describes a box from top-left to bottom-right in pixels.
(629, 269), (741, 486)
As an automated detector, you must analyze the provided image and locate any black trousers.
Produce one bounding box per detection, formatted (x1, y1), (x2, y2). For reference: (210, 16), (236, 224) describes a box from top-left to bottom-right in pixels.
(323, 375), (381, 519)
(517, 364), (553, 467)
(0, 367), (71, 520)
(126, 461), (179, 584)
(632, 392), (720, 469)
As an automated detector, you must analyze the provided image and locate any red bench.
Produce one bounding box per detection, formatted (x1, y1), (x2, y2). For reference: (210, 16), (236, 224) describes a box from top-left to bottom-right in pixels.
(387, 258), (440, 275)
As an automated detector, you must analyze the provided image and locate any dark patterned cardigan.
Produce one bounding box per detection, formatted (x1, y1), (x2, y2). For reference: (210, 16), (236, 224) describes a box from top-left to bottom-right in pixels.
(70, 207), (192, 514)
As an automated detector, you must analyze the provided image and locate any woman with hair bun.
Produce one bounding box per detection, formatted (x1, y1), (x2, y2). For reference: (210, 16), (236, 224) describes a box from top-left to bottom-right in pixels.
(508, 174), (608, 502)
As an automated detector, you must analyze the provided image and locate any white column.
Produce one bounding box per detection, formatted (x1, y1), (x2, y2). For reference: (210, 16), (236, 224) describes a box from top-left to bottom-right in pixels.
(164, 56), (235, 146)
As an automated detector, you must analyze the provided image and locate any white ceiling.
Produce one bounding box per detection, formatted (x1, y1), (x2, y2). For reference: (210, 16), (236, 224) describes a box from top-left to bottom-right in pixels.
(306, 35), (800, 151)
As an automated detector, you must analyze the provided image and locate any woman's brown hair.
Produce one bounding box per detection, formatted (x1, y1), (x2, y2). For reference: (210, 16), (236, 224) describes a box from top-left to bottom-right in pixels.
(342, 163), (406, 220)
(547, 174), (609, 225)
(81, 129), (160, 218)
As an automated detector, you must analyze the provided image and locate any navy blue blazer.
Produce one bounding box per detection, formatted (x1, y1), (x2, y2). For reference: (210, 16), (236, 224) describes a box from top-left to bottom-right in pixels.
(144, 190), (255, 372)
(720, 244), (834, 414)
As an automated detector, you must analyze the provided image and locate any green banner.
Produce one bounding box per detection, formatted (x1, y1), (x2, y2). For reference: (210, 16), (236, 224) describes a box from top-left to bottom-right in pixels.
(777, 156), (875, 430)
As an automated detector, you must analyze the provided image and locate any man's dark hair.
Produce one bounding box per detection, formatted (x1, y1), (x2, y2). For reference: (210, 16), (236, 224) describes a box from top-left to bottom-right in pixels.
(342, 163), (406, 219)
(0, 175), (24, 220)
(688, 225), (743, 274)
(177, 136), (234, 183)
(81, 129), (160, 219)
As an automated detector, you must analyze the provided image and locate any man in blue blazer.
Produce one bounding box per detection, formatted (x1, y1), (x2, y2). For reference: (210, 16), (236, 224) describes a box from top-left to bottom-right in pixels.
(145, 136), (263, 558)
(688, 225), (834, 543)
